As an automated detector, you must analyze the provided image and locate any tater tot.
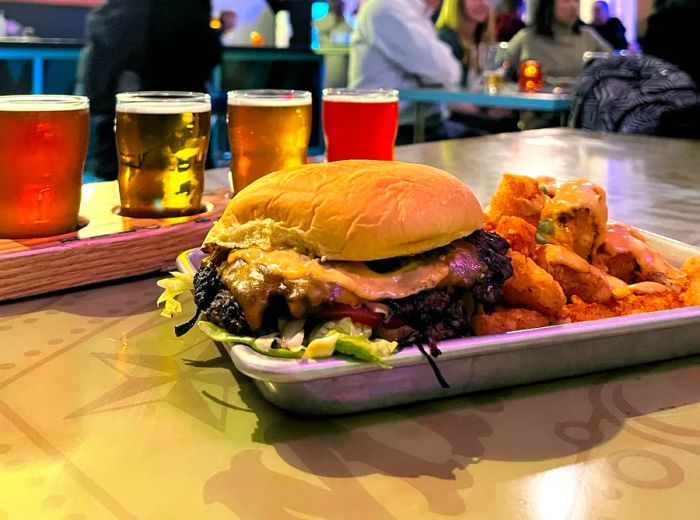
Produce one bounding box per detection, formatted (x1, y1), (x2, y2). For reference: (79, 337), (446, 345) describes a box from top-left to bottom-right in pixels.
(502, 251), (567, 316)
(494, 216), (538, 258)
(682, 256), (700, 306)
(471, 307), (551, 335)
(535, 244), (615, 303)
(485, 174), (546, 228)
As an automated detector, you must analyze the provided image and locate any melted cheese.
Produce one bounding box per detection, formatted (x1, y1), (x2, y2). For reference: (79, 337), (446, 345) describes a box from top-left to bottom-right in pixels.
(597, 223), (685, 285)
(226, 248), (450, 301)
(541, 180), (608, 260)
(218, 243), (484, 329)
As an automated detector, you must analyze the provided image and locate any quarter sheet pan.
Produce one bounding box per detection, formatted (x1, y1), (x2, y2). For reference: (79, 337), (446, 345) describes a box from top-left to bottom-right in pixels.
(177, 231), (700, 415)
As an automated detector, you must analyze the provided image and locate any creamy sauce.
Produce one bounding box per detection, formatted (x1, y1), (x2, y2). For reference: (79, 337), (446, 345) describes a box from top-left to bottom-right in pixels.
(596, 223), (685, 285)
(219, 242), (485, 330)
(541, 180), (608, 260)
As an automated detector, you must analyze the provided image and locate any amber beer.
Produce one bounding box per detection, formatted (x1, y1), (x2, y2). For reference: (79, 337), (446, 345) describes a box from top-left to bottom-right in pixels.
(322, 89), (398, 162)
(116, 92), (211, 217)
(0, 95), (89, 238)
(228, 90), (311, 193)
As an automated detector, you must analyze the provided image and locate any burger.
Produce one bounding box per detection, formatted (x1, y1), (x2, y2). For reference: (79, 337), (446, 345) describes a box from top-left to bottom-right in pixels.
(163, 160), (512, 385)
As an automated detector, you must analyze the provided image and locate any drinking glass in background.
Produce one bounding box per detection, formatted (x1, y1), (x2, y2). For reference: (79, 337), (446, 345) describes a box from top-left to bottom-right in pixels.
(228, 89), (312, 193)
(0, 95), (89, 239)
(480, 42), (508, 94)
(322, 88), (399, 162)
(115, 91), (211, 218)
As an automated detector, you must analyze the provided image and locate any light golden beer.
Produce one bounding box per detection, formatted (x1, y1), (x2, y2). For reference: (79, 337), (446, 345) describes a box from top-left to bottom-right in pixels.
(483, 69), (505, 94)
(0, 95), (89, 238)
(116, 92), (211, 218)
(228, 90), (312, 193)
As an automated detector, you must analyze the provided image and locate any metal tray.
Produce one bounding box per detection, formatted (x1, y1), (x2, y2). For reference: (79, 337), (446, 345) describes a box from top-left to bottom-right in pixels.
(177, 231), (700, 415)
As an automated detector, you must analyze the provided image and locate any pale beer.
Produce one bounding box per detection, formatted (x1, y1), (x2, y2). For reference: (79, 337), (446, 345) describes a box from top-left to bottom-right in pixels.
(0, 95), (89, 238)
(228, 90), (311, 193)
(116, 92), (211, 218)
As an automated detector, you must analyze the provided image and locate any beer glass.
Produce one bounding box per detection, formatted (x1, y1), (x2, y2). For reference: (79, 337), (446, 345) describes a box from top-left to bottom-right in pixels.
(116, 91), (211, 218)
(322, 88), (398, 162)
(228, 90), (312, 193)
(0, 95), (89, 239)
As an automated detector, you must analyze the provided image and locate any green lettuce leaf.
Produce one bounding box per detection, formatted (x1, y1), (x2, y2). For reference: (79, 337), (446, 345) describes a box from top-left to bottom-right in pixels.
(156, 271), (194, 318)
(197, 321), (303, 359)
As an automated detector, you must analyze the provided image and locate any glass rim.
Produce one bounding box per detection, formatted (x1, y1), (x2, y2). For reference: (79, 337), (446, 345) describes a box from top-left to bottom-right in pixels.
(116, 91), (211, 103)
(0, 94), (89, 110)
(228, 89), (311, 100)
(228, 89), (312, 106)
(322, 88), (399, 100)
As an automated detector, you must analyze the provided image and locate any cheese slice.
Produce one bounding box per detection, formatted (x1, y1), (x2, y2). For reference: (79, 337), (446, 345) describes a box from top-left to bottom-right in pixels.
(218, 242), (484, 329)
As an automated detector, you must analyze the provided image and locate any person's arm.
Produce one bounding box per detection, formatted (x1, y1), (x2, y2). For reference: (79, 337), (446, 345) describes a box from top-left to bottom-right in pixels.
(368, 6), (460, 86)
(503, 28), (525, 80)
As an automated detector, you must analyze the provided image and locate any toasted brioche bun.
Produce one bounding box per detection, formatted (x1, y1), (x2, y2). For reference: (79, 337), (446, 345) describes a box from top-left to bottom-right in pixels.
(204, 160), (482, 261)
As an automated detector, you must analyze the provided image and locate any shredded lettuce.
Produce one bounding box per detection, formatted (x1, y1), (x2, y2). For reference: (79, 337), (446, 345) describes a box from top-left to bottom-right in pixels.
(197, 321), (304, 359)
(196, 318), (396, 365)
(304, 333), (339, 359)
(334, 335), (398, 367)
(156, 271), (194, 318)
(310, 317), (397, 366)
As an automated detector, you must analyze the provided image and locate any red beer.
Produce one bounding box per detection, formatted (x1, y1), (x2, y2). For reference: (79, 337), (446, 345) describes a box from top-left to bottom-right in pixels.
(0, 95), (89, 238)
(322, 89), (399, 162)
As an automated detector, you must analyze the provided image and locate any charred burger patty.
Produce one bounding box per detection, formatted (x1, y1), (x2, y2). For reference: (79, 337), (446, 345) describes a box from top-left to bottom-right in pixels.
(190, 229), (512, 351)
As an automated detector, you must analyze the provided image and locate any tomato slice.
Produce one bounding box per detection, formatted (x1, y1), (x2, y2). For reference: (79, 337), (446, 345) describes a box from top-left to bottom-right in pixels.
(316, 303), (383, 328)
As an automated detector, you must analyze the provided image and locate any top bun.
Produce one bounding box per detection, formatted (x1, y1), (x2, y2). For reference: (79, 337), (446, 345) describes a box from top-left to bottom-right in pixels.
(204, 160), (483, 261)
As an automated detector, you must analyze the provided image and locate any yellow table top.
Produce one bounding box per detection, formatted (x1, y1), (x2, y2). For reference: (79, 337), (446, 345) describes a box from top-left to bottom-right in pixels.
(2, 129), (700, 519)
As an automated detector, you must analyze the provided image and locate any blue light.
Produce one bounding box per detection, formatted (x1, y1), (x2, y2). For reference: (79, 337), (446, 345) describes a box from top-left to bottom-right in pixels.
(312, 2), (330, 21)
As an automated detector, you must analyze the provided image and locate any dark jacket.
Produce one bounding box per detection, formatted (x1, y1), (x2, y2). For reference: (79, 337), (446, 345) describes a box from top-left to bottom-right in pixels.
(592, 17), (628, 50)
(437, 27), (469, 87)
(569, 54), (700, 137)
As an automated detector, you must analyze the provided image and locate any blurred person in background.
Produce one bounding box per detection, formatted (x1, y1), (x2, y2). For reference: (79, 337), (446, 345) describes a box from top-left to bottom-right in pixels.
(494, 0), (525, 42)
(83, 0), (221, 180)
(220, 9), (238, 46)
(641, 0), (700, 138)
(505, 0), (611, 80)
(349, 0), (462, 144)
(642, 0), (699, 88)
(314, 0), (352, 46)
(436, 0), (496, 88)
(436, 0), (519, 135)
(504, 0), (611, 128)
(591, 0), (627, 50)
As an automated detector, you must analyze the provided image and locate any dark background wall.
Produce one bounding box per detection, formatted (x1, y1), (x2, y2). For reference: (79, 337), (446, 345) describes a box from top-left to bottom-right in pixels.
(0, 3), (92, 39)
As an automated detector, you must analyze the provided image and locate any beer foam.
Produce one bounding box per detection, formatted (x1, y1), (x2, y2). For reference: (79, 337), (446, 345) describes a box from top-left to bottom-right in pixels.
(117, 102), (211, 114)
(228, 96), (312, 107)
(323, 95), (397, 103)
(0, 97), (89, 111)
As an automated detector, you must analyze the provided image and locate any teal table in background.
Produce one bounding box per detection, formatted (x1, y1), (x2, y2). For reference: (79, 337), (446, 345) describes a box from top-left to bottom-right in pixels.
(0, 38), (82, 95)
(400, 86), (572, 142)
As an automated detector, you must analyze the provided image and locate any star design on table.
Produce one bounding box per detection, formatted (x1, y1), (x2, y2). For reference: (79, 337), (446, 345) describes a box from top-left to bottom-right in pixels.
(66, 339), (245, 431)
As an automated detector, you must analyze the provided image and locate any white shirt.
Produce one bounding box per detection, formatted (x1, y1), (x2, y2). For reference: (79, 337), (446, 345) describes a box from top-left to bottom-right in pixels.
(349, 0), (461, 124)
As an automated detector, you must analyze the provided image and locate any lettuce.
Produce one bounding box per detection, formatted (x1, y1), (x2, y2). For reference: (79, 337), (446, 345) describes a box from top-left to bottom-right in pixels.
(311, 317), (397, 366)
(159, 274), (398, 365)
(156, 271), (194, 318)
(197, 321), (304, 359)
